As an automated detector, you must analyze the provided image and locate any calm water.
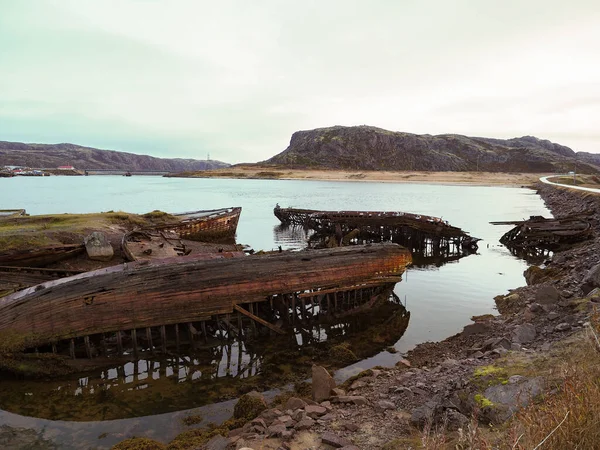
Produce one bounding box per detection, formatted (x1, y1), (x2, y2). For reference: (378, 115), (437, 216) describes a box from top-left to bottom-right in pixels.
(1, 176), (550, 350)
(0, 176), (551, 447)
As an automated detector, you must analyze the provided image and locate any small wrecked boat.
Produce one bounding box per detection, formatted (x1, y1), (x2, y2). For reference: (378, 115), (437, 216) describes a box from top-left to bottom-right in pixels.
(0, 243), (411, 353)
(153, 207), (242, 242)
(491, 214), (595, 250)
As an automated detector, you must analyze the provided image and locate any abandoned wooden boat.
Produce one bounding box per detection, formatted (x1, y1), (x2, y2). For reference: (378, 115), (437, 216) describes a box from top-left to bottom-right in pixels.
(152, 206), (242, 242)
(491, 214), (595, 250)
(0, 243), (411, 354)
(0, 244), (85, 267)
(274, 205), (479, 253)
(0, 266), (83, 297)
(121, 230), (189, 261)
(0, 209), (26, 219)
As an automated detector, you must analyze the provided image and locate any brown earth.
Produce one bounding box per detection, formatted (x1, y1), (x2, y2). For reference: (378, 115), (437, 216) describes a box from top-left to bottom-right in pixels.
(169, 165), (545, 187)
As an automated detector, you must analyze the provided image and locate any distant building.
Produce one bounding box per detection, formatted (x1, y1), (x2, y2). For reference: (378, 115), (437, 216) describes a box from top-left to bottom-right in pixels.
(57, 165), (75, 170)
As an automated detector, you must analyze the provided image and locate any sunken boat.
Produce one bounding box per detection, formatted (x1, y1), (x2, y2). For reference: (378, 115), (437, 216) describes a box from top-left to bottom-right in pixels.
(0, 243), (85, 268)
(152, 206), (242, 242)
(492, 214), (595, 251)
(274, 205), (479, 254)
(0, 243), (411, 357)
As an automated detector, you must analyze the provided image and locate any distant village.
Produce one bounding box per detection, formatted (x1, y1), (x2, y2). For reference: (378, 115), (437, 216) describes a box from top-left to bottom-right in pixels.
(0, 165), (76, 177)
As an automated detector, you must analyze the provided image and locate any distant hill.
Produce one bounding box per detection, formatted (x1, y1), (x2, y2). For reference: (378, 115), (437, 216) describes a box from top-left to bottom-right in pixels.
(264, 126), (600, 173)
(0, 141), (230, 172)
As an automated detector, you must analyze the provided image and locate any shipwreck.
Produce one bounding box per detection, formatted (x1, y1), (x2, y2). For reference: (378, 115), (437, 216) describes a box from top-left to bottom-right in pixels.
(0, 243), (411, 358)
(274, 206), (479, 257)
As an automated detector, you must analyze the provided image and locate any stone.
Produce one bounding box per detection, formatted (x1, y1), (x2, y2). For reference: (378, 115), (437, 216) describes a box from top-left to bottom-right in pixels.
(277, 415), (294, 427)
(397, 358), (411, 367)
(284, 397), (307, 411)
(305, 405), (327, 418)
(294, 417), (315, 430)
(349, 380), (366, 390)
(484, 377), (544, 417)
(334, 395), (368, 406)
(493, 337), (511, 350)
(445, 409), (470, 431)
(267, 423), (287, 438)
(555, 322), (571, 332)
(206, 435), (230, 450)
(462, 322), (491, 336)
(331, 388), (346, 397)
(312, 365), (336, 402)
(548, 312), (559, 321)
(343, 422), (359, 432)
(321, 431), (353, 448)
(377, 400), (396, 410)
(339, 446), (361, 450)
(535, 285), (560, 305)
(529, 302), (543, 313)
(512, 323), (537, 344)
(84, 232), (114, 261)
(508, 375), (524, 384)
(582, 263), (600, 293)
(410, 398), (439, 427)
(511, 343), (521, 351)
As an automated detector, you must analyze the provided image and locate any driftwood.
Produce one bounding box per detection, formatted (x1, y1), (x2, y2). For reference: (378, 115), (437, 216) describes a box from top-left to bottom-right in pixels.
(0, 243), (411, 348)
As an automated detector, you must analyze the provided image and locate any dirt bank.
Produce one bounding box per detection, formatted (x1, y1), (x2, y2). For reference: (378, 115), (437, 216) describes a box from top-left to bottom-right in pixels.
(184, 182), (600, 450)
(167, 166), (545, 187)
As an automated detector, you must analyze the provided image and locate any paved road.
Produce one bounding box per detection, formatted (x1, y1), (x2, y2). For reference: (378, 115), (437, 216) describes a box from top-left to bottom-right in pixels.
(539, 175), (600, 194)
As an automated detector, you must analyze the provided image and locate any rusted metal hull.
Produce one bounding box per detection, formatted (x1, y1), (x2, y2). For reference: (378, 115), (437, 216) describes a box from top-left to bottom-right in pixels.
(154, 207), (242, 242)
(0, 243), (411, 347)
(121, 230), (188, 262)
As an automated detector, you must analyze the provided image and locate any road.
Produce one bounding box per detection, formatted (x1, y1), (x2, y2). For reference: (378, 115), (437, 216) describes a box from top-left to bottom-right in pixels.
(539, 175), (600, 194)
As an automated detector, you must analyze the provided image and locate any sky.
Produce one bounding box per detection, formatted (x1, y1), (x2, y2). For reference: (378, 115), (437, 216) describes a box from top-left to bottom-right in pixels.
(1, 0), (599, 163)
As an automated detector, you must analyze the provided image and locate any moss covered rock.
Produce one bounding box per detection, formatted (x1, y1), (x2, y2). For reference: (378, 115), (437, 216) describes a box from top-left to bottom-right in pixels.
(232, 393), (267, 421)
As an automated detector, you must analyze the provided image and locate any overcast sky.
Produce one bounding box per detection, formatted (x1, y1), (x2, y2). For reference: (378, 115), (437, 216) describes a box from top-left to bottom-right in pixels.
(1, 1), (599, 163)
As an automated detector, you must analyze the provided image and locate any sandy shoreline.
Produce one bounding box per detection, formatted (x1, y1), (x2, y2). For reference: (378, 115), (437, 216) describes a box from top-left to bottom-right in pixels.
(173, 166), (549, 188)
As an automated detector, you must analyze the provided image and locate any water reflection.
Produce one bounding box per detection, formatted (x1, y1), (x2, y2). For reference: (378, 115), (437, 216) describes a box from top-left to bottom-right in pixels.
(0, 295), (409, 421)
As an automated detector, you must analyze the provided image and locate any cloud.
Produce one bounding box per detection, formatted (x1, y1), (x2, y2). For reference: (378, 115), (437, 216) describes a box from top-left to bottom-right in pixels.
(0, 0), (599, 162)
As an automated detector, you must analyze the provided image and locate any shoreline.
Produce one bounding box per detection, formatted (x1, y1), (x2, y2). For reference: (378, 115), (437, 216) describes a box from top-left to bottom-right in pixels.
(167, 167), (548, 188)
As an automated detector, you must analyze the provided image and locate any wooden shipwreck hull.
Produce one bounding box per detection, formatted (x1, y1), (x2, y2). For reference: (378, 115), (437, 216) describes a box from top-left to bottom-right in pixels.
(492, 215), (595, 250)
(0, 244), (85, 268)
(0, 243), (411, 350)
(153, 207), (242, 242)
(0, 266), (83, 297)
(274, 206), (479, 253)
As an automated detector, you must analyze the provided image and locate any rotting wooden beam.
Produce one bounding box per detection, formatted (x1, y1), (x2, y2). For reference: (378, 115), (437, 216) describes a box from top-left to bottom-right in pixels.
(234, 304), (285, 335)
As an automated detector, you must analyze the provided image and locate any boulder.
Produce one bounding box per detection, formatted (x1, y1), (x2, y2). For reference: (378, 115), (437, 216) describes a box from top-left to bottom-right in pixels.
(284, 397), (307, 411)
(582, 263), (600, 293)
(312, 365), (336, 402)
(462, 322), (491, 337)
(84, 232), (114, 261)
(294, 417), (315, 430)
(535, 285), (560, 305)
(205, 435), (230, 450)
(555, 322), (571, 332)
(483, 377), (544, 421)
(512, 323), (536, 344)
(376, 400), (396, 411)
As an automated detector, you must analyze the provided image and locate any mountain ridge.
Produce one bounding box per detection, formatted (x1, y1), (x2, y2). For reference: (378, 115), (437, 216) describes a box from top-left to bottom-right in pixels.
(264, 126), (600, 173)
(0, 141), (229, 172)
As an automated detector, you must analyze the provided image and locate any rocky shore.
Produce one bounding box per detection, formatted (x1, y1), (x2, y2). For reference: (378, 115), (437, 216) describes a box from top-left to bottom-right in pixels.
(183, 183), (600, 450)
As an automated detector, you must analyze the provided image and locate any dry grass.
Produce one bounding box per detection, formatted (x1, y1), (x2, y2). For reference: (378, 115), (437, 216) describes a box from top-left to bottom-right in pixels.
(416, 309), (600, 450)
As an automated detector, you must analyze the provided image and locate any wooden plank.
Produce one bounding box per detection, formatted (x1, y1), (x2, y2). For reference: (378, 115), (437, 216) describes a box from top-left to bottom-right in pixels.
(234, 304), (285, 335)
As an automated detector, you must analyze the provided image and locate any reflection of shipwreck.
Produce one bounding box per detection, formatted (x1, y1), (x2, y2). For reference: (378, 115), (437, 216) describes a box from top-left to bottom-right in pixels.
(0, 296), (409, 421)
(0, 243), (411, 358)
(274, 206), (479, 259)
(492, 214), (595, 252)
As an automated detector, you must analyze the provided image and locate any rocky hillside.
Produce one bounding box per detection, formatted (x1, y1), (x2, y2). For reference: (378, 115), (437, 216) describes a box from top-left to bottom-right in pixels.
(0, 141), (229, 172)
(265, 126), (600, 173)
